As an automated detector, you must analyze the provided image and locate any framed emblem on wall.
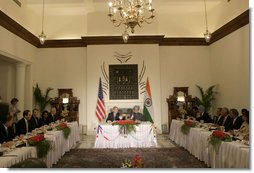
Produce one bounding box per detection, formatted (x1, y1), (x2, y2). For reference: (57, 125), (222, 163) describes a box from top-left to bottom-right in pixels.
(109, 64), (139, 100)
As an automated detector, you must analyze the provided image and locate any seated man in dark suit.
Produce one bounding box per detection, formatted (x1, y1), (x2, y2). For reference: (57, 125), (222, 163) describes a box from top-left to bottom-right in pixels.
(212, 107), (222, 124)
(0, 114), (15, 143)
(0, 103), (15, 147)
(217, 116), (224, 126)
(130, 105), (145, 122)
(16, 110), (32, 136)
(230, 108), (243, 130)
(29, 108), (40, 131)
(47, 107), (61, 124)
(221, 107), (233, 132)
(106, 106), (122, 122)
(196, 105), (211, 123)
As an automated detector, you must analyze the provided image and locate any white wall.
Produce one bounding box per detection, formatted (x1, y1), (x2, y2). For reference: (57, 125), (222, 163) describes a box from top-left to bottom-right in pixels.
(0, 26), (36, 63)
(159, 46), (212, 129)
(86, 45), (162, 134)
(210, 24), (249, 110)
(43, 14), (87, 39)
(209, 0), (249, 32)
(33, 47), (87, 125)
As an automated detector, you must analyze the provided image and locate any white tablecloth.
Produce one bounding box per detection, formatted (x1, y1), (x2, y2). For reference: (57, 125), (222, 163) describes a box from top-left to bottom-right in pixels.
(95, 124), (157, 148)
(40, 121), (80, 167)
(169, 119), (250, 168)
(0, 121), (80, 168)
(0, 147), (36, 168)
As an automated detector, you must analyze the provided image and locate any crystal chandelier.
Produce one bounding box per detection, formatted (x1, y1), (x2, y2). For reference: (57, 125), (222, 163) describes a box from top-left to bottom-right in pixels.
(203, 0), (211, 43)
(39, 0), (46, 45)
(108, 0), (155, 43)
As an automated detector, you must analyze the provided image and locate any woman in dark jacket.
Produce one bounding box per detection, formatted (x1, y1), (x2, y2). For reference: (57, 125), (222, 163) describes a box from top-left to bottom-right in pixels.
(38, 110), (49, 127)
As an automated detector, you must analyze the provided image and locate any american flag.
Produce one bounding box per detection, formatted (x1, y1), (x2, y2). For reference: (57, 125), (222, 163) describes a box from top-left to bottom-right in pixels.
(96, 78), (106, 121)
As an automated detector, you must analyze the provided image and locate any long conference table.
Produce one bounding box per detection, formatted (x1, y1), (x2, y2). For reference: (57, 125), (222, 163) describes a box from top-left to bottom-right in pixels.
(169, 119), (250, 168)
(95, 122), (157, 148)
(0, 121), (80, 168)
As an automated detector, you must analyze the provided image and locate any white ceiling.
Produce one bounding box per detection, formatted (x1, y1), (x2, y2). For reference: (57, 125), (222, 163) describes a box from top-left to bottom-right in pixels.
(25, 0), (226, 15)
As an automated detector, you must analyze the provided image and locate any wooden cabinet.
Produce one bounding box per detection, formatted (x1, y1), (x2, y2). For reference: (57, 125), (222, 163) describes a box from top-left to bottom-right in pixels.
(50, 89), (80, 123)
(166, 87), (197, 132)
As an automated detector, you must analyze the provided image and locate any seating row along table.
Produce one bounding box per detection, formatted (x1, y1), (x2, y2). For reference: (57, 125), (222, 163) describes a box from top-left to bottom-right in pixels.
(0, 121), (80, 168)
(169, 119), (249, 168)
(95, 122), (157, 148)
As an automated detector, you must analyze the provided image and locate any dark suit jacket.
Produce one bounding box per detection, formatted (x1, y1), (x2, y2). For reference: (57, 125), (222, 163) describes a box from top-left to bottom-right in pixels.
(223, 115), (233, 132)
(16, 118), (30, 136)
(106, 112), (121, 122)
(196, 112), (211, 123)
(29, 115), (39, 131)
(212, 116), (219, 124)
(232, 116), (243, 130)
(38, 117), (48, 127)
(46, 113), (61, 124)
(217, 116), (224, 126)
(46, 113), (54, 124)
(132, 112), (145, 121)
(0, 123), (14, 143)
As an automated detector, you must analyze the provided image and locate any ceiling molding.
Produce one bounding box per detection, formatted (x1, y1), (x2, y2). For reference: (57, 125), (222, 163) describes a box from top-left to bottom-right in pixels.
(210, 9), (249, 44)
(81, 36), (165, 45)
(159, 38), (209, 46)
(0, 9), (249, 48)
(13, 0), (22, 7)
(38, 39), (85, 48)
(0, 10), (40, 47)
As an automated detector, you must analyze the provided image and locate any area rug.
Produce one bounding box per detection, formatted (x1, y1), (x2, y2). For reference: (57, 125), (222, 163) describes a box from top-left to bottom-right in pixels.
(53, 148), (207, 168)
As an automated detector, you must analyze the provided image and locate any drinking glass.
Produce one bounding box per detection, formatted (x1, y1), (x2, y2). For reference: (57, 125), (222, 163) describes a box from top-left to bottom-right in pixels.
(12, 138), (18, 149)
(220, 126), (225, 132)
(32, 130), (37, 135)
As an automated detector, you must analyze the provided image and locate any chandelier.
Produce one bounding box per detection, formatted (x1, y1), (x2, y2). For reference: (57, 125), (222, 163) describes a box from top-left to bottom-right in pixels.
(39, 0), (46, 45)
(203, 0), (211, 43)
(108, 0), (155, 43)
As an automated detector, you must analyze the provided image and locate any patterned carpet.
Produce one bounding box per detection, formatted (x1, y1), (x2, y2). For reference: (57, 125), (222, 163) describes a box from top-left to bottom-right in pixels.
(53, 147), (207, 168)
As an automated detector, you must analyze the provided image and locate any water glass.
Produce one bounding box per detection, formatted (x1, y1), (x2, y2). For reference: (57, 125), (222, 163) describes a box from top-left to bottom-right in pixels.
(32, 130), (37, 135)
(220, 126), (225, 132)
(12, 138), (18, 148)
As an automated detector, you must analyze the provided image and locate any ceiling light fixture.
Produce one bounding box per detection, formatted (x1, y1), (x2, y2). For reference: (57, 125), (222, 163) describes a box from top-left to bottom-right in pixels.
(203, 0), (211, 43)
(39, 0), (46, 45)
(108, 0), (155, 43)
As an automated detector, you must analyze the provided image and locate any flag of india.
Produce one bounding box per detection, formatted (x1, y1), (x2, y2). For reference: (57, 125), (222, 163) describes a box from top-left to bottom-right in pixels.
(143, 78), (154, 123)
